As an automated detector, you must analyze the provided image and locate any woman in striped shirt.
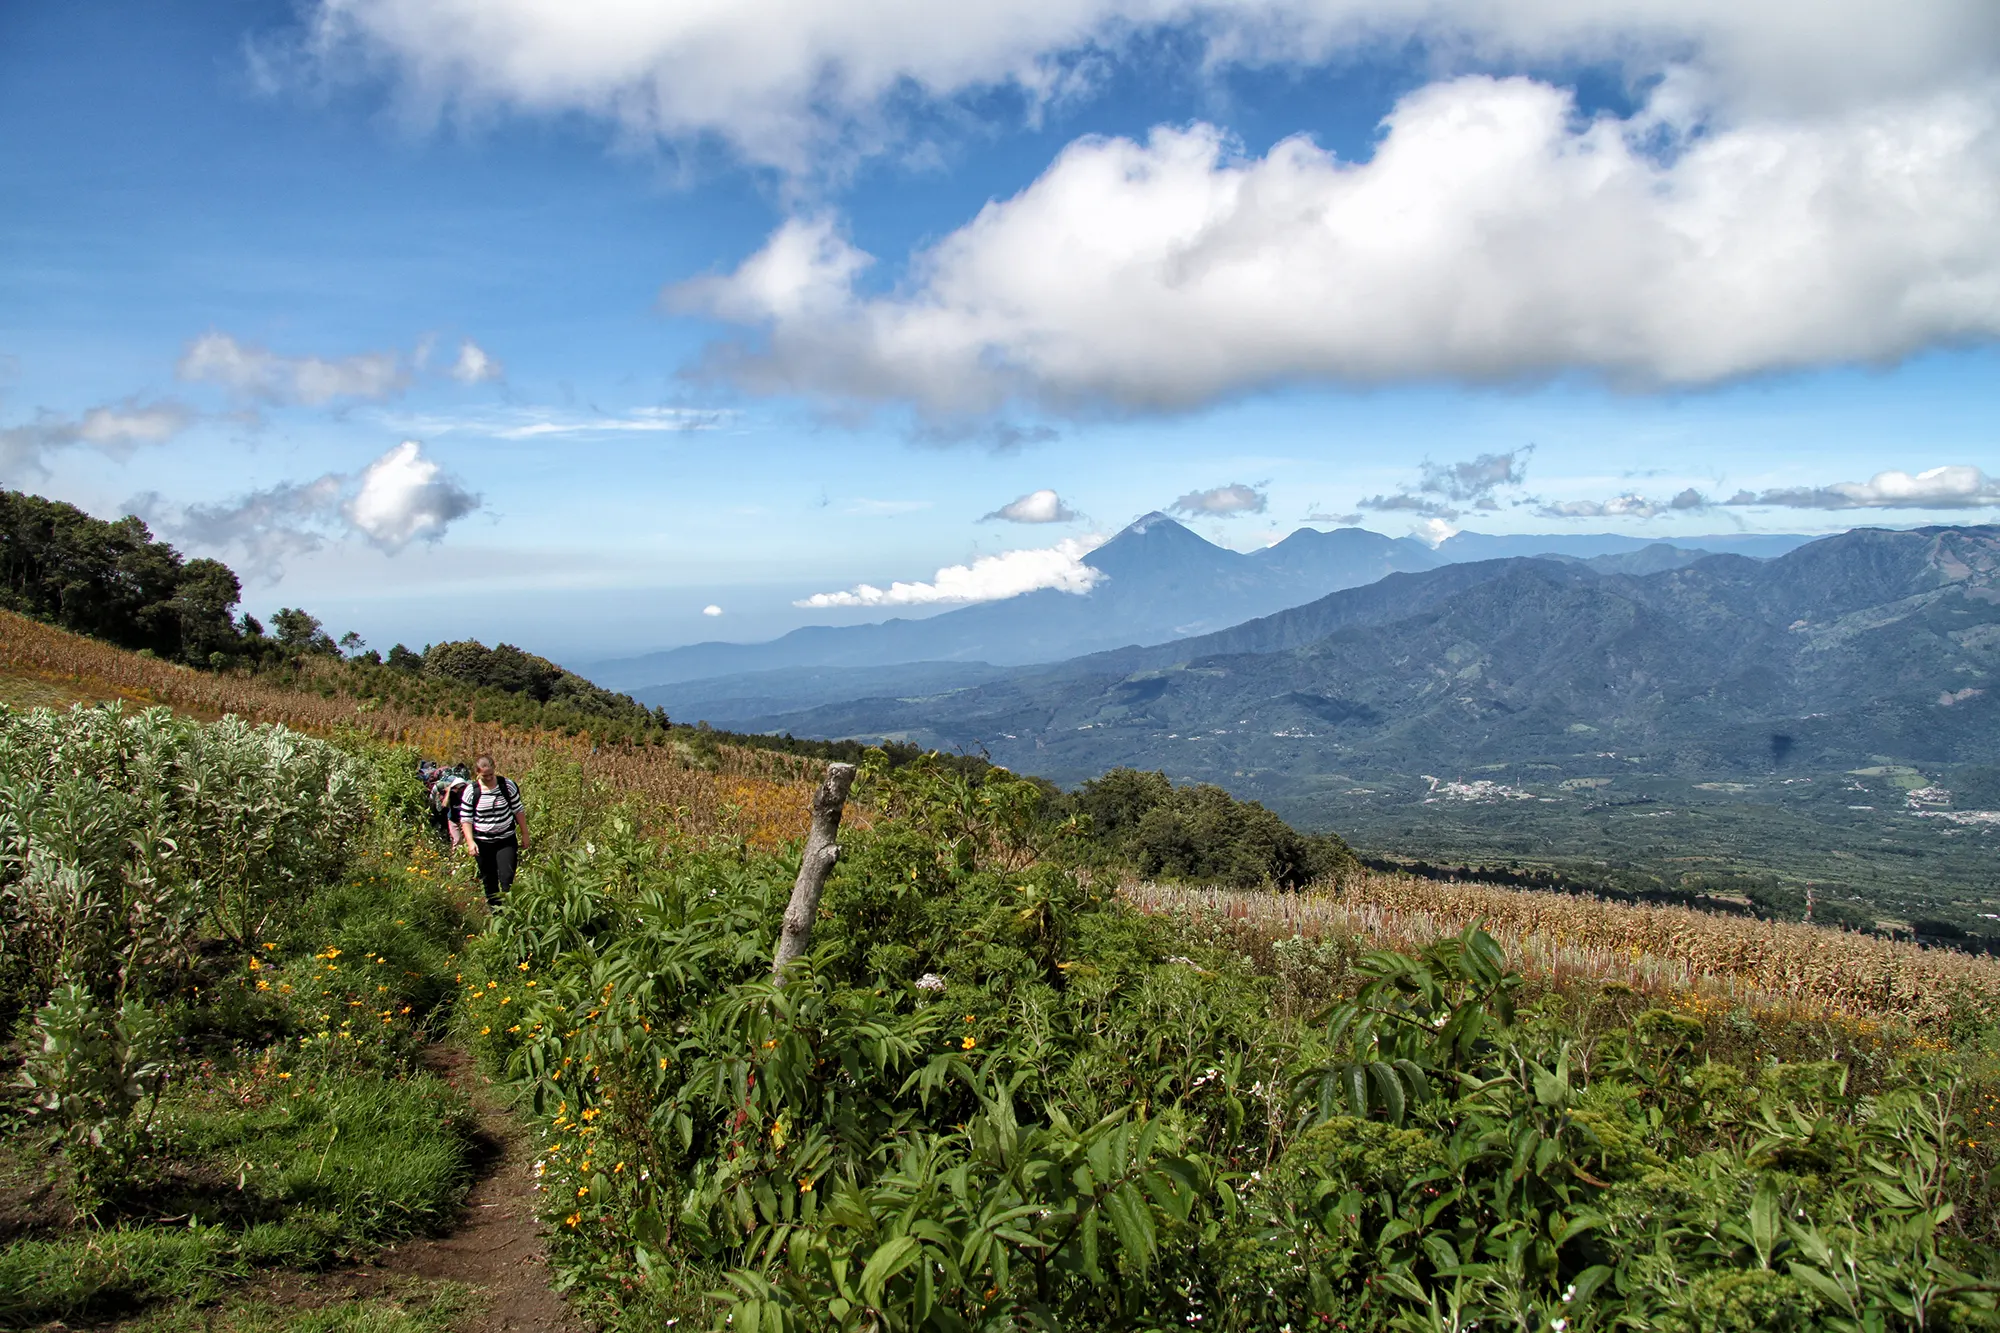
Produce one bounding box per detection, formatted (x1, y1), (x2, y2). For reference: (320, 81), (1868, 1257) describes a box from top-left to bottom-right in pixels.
(458, 754), (529, 908)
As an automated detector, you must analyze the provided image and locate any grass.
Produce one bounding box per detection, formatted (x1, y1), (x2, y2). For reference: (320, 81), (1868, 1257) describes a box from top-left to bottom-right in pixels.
(0, 795), (488, 1329)
(115, 1279), (478, 1333)
(0, 1071), (478, 1326)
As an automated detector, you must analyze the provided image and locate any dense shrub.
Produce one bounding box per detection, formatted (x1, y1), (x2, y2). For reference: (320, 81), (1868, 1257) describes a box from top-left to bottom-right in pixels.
(1076, 766), (1358, 888)
(464, 762), (2000, 1331)
(0, 703), (365, 1023)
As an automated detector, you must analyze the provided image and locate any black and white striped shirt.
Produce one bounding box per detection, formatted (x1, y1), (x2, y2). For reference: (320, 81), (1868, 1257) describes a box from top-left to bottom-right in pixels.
(460, 777), (523, 843)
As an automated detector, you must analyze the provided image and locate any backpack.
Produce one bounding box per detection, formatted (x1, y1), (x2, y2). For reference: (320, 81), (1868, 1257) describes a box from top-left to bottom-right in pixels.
(461, 777), (521, 827)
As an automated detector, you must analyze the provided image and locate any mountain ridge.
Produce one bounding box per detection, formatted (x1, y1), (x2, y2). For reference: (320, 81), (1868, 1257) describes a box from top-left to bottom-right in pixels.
(725, 525), (2000, 792)
(592, 519), (1817, 692)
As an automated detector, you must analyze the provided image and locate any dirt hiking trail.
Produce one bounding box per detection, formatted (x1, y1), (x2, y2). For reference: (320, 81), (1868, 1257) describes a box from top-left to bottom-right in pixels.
(245, 1045), (586, 1333)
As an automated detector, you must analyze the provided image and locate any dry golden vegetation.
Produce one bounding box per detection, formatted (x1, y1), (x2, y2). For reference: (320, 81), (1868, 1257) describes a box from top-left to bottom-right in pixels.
(0, 608), (822, 846)
(1125, 872), (2000, 1029)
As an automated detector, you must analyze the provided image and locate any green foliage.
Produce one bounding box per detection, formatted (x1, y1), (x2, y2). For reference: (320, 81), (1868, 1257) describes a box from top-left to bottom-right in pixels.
(1076, 766), (1358, 888)
(0, 702), (367, 1028)
(270, 607), (338, 656)
(19, 979), (172, 1201)
(471, 755), (2000, 1332)
(0, 489), (247, 664)
(422, 637), (668, 729)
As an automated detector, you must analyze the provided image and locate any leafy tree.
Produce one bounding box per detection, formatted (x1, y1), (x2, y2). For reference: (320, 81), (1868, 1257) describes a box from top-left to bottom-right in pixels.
(270, 607), (336, 656)
(0, 490), (247, 664)
(168, 558), (243, 662)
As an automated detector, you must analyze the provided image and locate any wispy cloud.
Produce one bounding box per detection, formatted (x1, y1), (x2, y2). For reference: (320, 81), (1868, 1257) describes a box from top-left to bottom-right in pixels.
(385, 405), (725, 439)
(0, 397), (195, 480)
(1725, 466), (2000, 510)
(1536, 488), (1709, 520)
(798, 536), (1105, 607)
(1419, 450), (1531, 503)
(1363, 448), (1533, 521)
(1170, 483), (1266, 517)
(449, 339), (504, 384)
(1358, 492), (1462, 520)
(178, 331), (410, 406)
(983, 488), (1077, 523)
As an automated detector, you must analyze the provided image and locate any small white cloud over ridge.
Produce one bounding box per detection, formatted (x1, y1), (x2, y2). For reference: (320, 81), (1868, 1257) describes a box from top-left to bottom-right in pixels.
(1538, 489), (1709, 519)
(984, 489), (1077, 523)
(798, 536), (1104, 608)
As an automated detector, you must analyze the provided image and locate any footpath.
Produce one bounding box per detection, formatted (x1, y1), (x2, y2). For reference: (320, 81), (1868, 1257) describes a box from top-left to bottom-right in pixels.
(236, 1045), (582, 1333)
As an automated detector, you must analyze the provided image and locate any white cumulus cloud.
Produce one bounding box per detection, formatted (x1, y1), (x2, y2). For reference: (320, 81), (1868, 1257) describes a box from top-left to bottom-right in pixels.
(702, 604), (723, 617)
(680, 75), (2000, 412)
(1726, 466), (2000, 510)
(345, 440), (481, 548)
(984, 488), (1077, 523)
(302, 0), (2000, 170)
(797, 535), (1105, 607)
(178, 332), (411, 406)
(133, 440), (479, 579)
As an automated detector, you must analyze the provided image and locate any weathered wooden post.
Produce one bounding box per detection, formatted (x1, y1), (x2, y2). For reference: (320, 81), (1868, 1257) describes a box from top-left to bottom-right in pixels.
(772, 762), (857, 980)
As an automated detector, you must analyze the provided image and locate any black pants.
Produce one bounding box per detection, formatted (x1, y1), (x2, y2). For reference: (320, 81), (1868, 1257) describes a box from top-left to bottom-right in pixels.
(475, 836), (518, 907)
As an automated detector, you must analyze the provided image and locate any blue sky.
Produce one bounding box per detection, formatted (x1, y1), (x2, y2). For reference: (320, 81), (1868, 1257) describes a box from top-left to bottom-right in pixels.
(4, 0), (1998, 661)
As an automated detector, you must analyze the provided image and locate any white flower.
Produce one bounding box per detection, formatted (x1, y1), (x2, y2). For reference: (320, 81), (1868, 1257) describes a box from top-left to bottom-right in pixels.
(1551, 1320), (1568, 1331)
(915, 973), (947, 993)
(1563, 1285), (1577, 1303)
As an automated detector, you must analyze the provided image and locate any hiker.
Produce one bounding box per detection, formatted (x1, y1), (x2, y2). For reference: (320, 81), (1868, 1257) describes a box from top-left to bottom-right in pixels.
(419, 760), (454, 847)
(458, 754), (528, 908)
(434, 768), (471, 851)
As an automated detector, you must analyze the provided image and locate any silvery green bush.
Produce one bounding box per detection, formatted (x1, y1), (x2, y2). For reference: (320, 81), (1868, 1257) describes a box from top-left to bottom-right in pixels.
(0, 703), (365, 1184)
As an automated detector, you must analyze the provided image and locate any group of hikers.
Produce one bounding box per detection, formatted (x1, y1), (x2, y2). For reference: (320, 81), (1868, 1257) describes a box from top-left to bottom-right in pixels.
(418, 755), (528, 908)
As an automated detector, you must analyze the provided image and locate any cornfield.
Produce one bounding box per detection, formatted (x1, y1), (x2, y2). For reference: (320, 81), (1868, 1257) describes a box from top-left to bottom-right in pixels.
(0, 609), (823, 847)
(1124, 873), (2000, 1029)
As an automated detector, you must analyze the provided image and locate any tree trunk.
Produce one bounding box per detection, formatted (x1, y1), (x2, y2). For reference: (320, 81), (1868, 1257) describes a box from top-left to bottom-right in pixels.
(772, 762), (857, 980)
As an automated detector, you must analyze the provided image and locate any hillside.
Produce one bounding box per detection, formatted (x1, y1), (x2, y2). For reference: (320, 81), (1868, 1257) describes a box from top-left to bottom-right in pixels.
(0, 606), (824, 850)
(11, 561), (2000, 1333)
